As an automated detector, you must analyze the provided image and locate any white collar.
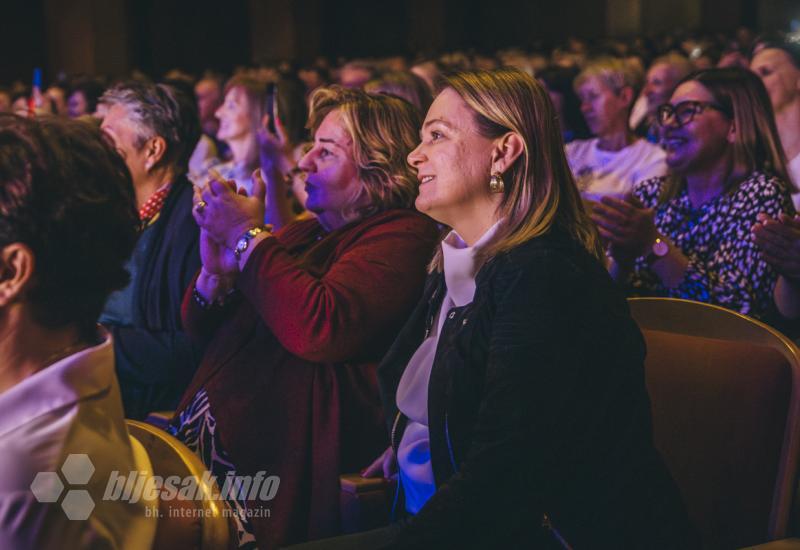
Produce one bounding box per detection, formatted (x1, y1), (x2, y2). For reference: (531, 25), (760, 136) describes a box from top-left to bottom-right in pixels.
(441, 219), (503, 307)
(0, 329), (114, 438)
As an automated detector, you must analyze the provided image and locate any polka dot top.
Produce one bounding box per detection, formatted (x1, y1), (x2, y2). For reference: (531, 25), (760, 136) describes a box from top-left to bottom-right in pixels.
(628, 171), (794, 319)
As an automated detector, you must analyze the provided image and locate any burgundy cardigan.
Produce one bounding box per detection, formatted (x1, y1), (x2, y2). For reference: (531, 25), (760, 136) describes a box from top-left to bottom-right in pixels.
(178, 209), (439, 548)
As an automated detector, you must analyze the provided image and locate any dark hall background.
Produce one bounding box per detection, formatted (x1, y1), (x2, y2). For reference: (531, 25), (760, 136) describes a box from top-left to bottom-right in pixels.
(0, 0), (797, 83)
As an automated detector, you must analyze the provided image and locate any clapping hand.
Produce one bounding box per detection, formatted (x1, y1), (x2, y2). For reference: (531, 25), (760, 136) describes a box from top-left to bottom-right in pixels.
(194, 168), (266, 249)
(589, 194), (658, 266)
(752, 213), (800, 281)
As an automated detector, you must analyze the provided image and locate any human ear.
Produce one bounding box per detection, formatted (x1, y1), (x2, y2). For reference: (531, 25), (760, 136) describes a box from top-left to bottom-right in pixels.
(144, 136), (167, 171)
(491, 132), (525, 175)
(618, 86), (635, 107)
(727, 120), (737, 144)
(0, 244), (35, 307)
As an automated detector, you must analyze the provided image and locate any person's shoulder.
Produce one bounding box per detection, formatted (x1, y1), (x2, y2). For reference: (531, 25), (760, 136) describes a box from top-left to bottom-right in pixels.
(565, 138), (597, 158)
(735, 171), (792, 205)
(629, 138), (664, 156)
(491, 229), (596, 279)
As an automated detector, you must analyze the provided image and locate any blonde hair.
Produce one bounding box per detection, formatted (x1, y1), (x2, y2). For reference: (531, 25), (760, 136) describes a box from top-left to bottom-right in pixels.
(307, 85), (422, 215)
(574, 56), (643, 95)
(659, 67), (794, 203)
(429, 68), (603, 272)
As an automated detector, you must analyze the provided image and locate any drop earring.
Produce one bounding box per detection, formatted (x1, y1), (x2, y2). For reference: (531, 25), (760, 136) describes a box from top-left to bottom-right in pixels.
(489, 172), (504, 194)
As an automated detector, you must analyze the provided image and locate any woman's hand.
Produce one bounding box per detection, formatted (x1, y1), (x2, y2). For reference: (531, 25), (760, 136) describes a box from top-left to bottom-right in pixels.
(195, 171), (266, 249)
(199, 228), (239, 277)
(361, 446), (397, 479)
(752, 213), (800, 281)
(257, 101), (294, 175)
(590, 195), (658, 266)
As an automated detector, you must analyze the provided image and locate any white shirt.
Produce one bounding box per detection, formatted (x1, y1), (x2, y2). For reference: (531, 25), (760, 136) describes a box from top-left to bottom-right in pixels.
(0, 332), (156, 549)
(566, 137), (667, 198)
(396, 221), (502, 514)
(788, 152), (800, 211)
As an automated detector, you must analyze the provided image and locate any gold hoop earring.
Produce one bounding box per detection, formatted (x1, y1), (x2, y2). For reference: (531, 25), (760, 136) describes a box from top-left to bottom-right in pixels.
(489, 172), (504, 194)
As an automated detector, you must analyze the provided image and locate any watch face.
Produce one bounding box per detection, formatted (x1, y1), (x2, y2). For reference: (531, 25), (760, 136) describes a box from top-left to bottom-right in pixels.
(653, 239), (669, 257)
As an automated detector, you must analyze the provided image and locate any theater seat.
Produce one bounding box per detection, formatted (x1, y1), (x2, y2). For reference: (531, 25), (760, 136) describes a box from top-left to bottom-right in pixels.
(126, 420), (236, 549)
(629, 297), (800, 549)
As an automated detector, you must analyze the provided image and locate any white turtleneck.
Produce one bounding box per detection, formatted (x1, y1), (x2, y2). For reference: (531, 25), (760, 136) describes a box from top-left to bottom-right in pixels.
(396, 220), (502, 514)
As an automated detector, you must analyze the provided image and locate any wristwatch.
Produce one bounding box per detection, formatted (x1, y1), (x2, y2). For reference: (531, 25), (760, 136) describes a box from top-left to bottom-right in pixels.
(234, 226), (269, 260)
(646, 236), (670, 264)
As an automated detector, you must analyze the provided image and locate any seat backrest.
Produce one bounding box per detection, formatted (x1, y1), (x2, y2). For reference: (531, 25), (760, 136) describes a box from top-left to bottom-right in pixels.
(628, 297), (800, 549)
(126, 419), (233, 550)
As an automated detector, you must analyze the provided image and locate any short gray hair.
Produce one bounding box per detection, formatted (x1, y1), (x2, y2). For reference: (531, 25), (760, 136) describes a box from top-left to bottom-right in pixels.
(101, 81), (200, 175)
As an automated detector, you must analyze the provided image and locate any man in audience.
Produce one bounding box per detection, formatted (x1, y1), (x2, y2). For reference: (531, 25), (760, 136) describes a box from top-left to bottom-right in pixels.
(566, 57), (667, 198)
(630, 52), (693, 141)
(751, 37), (800, 205)
(99, 81), (202, 419)
(0, 114), (155, 548)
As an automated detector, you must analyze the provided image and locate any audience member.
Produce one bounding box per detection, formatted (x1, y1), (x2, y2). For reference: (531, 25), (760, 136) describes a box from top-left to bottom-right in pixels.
(0, 114), (154, 549)
(630, 52), (693, 141)
(67, 77), (104, 117)
(594, 68), (793, 319)
(207, 75), (269, 193)
(750, 36), (800, 205)
(364, 71), (433, 113)
(294, 67), (695, 549)
(169, 86), (439, 548)
(537, 65), (591, 143)
(98, 81), (202, 419)
(45, 84), (68, 116)
(567, 57), (667, 197)
(338, 60), (376, 89)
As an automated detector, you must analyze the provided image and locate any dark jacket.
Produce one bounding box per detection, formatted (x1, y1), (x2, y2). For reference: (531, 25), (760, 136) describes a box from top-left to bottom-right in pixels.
(378, 228), (696, 549)
(108, 176), (202, 418)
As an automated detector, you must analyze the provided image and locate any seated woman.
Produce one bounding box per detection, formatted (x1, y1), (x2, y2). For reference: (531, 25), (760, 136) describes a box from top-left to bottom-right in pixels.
(0, 115), (151, 547)
(567, 57), (667, 198)
(206, 75), (309, 229)
(294, 68), (695, 548)
(171, 87), (440, 548)
(594, 67), (794, 320)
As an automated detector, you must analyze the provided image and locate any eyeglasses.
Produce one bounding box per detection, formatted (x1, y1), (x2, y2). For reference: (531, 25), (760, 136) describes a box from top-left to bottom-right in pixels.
(656, 101), (731, 128)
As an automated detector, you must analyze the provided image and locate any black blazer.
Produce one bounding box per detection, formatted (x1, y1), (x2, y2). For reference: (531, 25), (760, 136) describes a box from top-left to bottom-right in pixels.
(378, 228), (696, 549)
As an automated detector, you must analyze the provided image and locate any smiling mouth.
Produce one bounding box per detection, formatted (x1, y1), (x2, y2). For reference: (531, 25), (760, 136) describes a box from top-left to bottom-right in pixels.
(420, 176), (434, 184)
(661, 136), (687, 151)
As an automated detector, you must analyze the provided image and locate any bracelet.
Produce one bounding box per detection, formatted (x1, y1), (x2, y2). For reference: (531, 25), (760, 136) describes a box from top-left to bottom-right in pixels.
(192, 285), (237, 310)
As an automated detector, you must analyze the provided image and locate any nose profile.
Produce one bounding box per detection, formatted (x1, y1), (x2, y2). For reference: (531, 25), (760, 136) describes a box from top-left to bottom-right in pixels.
(298, 149), (315, 172)
(407, 143), (425, 168)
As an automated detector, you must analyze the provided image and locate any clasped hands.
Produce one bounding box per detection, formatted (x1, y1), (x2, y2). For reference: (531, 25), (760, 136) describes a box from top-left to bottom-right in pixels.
(587, 194), (659, 266)
(192, 170), (268, 291)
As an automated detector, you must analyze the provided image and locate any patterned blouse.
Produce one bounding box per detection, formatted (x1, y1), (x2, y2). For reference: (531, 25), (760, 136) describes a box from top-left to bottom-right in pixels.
(628, 171), (794, 319)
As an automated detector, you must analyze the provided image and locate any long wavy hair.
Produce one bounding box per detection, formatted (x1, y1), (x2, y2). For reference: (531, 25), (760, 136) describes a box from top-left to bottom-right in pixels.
(429, 68), (603, 272)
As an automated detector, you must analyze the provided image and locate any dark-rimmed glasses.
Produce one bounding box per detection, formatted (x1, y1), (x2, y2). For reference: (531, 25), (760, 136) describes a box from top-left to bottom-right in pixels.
(656, 101), (731, 128)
